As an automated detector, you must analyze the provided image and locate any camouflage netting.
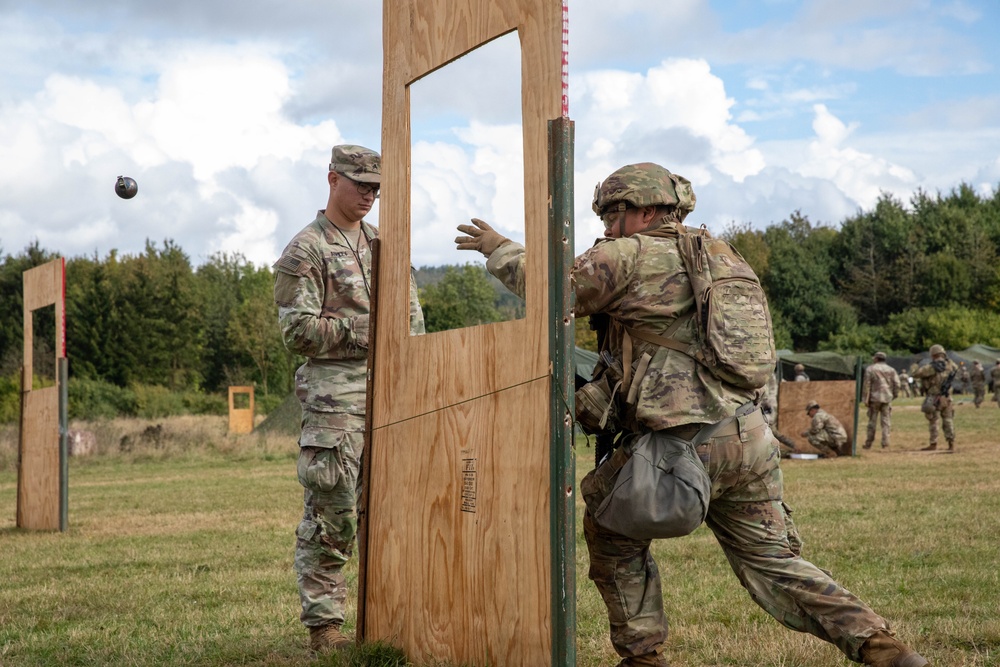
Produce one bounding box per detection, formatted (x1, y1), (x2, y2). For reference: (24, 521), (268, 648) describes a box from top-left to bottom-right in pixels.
(256, 392), (301, 436)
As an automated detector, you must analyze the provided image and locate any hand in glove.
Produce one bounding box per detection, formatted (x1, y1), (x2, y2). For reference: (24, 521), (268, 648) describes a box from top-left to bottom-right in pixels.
(455, 218), (511, 258)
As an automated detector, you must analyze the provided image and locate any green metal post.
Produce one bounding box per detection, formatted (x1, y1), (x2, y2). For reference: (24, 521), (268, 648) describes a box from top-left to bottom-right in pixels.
(852, 355), (863, 456)
(548, 116), (575, 667)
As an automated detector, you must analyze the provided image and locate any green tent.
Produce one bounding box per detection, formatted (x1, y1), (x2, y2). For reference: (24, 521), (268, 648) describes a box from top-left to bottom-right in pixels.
(776, 350), (861, 381)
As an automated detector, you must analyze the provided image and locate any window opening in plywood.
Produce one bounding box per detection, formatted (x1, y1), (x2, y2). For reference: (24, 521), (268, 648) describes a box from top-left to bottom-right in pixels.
(408, 31), (526, 335)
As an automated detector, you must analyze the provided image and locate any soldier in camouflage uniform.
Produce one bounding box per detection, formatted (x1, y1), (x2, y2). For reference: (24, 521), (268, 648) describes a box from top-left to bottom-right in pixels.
(801, 400), (848, 457)
(273, 144), (425, 653)
(455, 163), (928, 667)
(969, 361), (986, 408)
(898, 370), (912, 398)
(913, 345), (957, 451)
(862, 352), (901, 449)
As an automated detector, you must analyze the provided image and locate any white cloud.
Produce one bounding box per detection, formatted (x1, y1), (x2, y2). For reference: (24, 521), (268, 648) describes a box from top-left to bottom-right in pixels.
(573, 58), (765, 184)
(789, 104), (917, 209)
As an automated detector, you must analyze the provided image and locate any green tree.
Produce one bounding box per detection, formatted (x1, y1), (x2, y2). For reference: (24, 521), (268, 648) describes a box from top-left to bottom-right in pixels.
(761, 212), (850, 350)
(420, 265), (503, 333)
(226, 264), (287, 395)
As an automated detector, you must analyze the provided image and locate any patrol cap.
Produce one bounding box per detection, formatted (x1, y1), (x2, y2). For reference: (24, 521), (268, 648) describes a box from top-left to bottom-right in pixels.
(873, 351), (886, 361)
(805, 400), (819, 412)
(329, 144), (381, 183)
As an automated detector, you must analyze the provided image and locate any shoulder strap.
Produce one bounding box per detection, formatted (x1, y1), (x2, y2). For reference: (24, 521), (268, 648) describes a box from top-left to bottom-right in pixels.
(624, 315), (695, 357)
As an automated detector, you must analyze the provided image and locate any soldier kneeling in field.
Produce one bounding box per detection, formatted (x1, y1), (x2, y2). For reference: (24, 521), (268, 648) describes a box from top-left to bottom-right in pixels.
(801, 400), (847, 458)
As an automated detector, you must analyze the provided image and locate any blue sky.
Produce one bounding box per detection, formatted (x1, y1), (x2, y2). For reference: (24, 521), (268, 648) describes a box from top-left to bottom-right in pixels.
(1, 0), (998, 267)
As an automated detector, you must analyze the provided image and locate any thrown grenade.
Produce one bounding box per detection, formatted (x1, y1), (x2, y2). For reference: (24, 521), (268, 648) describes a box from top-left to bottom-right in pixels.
(115, 175), (138, 199)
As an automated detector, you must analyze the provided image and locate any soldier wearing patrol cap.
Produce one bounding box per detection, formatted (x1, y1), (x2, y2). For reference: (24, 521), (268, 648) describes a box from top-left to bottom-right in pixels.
(273, 144), (425, 654)
(912, 344), (958, 451)
(801, 400), (848, 458)
(454, 162), (927, 667)
(862, 351), (901, 449)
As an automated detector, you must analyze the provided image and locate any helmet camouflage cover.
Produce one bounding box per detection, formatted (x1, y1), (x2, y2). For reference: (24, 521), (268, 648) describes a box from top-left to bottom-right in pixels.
(929, 344), (945, 356)
(592, 162), (696, 221)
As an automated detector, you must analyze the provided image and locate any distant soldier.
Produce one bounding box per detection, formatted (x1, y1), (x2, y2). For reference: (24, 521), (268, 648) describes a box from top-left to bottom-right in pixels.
(970, 361), (986, 408)
(912, 344), (958, 451)
(862, 351), (900, 449)
(897, 370), (912, 398)
(794, 363), (810, 382)
(958, 362), (970, 394)
(992, 361), (1000, 407)
(909, 362), (925, 396)
(801, 400), (847, 458)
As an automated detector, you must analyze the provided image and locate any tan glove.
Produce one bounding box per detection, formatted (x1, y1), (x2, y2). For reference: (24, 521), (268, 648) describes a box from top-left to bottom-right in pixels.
(455, 218), (511, 258)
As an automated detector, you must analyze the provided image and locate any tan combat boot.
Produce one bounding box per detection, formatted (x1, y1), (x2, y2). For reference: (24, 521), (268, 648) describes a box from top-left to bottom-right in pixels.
(920, 442), (937, 451)
(947, 440), (954, 451)
(860, 631), (930, 667)
(309, 624), (352, 653)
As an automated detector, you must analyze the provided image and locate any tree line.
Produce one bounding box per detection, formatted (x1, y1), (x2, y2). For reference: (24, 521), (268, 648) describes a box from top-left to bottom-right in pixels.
(1, 181), (998, 421)
(723, 183), (1000, 352)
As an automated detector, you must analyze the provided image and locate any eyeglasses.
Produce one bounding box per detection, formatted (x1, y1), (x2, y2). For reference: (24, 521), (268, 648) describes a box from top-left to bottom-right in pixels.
(353, 179), (380, 199)
(336, 173), (380, 199)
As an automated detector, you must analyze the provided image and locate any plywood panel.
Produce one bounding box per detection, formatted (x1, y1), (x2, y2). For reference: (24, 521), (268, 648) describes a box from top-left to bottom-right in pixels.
(367, 380), (550, 665)
(368, 0), (563, 664)
(228, 386), (255, 434)
(778, 380), (857, 455)
(19, 258), (66, 530)
(18, 386), (60, 529)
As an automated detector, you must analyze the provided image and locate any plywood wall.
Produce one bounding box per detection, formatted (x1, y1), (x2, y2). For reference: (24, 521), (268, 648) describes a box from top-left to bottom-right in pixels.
(18, 259), (65, 530)
(228, 386), (255, 434)
(366, 1), (564, 664)
(778, 380), (857, 455)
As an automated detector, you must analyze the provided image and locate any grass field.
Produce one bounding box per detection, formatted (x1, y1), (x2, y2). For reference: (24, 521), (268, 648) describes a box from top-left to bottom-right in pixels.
(1, 396), (998, 666)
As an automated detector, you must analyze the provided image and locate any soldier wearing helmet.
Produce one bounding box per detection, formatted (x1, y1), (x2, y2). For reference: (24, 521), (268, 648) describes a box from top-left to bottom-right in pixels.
(794, 363), (810, 382)
(969, 360), (986, 408)
(912, 344), (958, 451)
(455, 163), (927, 667)
(862, 351), (901, 450)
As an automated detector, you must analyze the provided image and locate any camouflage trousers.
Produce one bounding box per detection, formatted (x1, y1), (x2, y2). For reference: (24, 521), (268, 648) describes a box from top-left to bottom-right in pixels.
(806, 431), (845, 458)
(923, 398), (955, 444)
(294, 431), (363, 628)
(864, 401), (892, 448)
(584, 417), (888, 665)
(972, 385), (985, 407)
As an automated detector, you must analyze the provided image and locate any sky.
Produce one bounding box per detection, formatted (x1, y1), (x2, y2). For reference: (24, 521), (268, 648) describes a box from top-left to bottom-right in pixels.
(1, 0), (999, 269)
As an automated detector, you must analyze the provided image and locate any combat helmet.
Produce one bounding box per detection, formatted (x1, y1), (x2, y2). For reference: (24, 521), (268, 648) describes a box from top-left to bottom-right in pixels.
(592, 162), (696, 222)
(929, 344), (945, 357)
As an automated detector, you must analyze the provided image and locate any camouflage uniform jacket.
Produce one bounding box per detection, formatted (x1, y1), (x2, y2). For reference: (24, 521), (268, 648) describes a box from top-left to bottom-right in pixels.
(861, 361), (900, 404)
(807, 409), (847, 444)
(273, 211), (425, 447)
(970, 364), (986, 388)
(913, 358), (958, 397)
(487, 232), (759, 431)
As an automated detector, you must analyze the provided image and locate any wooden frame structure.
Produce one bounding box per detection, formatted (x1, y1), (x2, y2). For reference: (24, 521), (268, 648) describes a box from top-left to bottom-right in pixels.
(361, 1), (574, 664)
(18, 258), (68, 531)
(227, 385), (255, 434)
